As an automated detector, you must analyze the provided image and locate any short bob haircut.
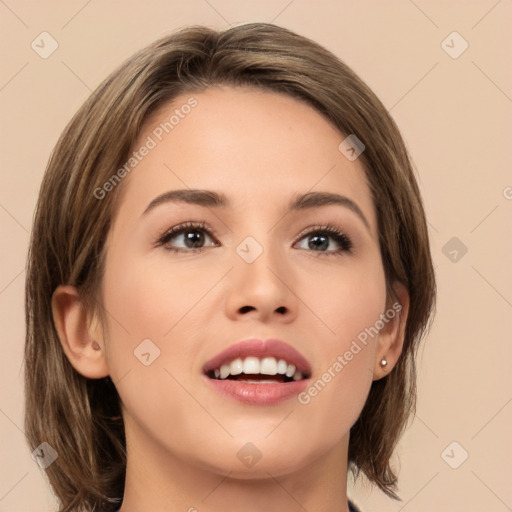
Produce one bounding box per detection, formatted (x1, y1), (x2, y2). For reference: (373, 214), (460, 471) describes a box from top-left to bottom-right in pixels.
(24, 22), (436, 512)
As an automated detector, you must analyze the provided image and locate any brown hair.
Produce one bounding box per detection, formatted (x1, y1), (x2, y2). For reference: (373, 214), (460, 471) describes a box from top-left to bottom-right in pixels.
(24, 22), (436, 511)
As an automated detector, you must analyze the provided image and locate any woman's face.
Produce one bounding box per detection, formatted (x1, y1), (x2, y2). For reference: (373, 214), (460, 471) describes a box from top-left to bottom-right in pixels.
(99, 85), (391, 478)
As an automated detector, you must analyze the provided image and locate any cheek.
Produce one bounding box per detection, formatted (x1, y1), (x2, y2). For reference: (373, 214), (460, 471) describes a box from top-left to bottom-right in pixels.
(299, 249), (387, 350)
(98, 252), (211, 453)
(293, 252), (386, 436)
(101, 250), (215, 347)
(99, 249), (221, 415)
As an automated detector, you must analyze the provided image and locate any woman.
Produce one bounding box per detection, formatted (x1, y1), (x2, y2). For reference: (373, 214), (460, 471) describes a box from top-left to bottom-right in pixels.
(24, 22), (436, 512)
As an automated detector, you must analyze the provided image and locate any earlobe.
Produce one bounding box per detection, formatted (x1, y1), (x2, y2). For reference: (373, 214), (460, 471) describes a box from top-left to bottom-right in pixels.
(372, 282), (410, 380)
(51, 285), (110, 379)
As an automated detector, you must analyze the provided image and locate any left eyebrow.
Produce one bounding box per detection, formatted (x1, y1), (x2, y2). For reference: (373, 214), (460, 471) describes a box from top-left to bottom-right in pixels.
(287, 191), (371, 231)
(141, 189), (370, 231)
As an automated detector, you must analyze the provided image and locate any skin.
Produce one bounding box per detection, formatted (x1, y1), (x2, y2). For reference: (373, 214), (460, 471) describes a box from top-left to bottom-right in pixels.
(52, 86), (409, 512)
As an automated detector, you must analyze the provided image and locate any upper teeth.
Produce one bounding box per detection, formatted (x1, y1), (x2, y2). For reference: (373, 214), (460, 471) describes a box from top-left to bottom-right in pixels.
(213, 357), (303, 381)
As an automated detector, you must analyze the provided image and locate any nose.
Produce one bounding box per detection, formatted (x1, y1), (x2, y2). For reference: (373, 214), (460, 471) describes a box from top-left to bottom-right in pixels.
(224, 240), (298, 324)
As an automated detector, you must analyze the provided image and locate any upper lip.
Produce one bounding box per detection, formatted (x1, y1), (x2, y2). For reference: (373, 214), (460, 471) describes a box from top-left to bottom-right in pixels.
(202, 338), (312, 377)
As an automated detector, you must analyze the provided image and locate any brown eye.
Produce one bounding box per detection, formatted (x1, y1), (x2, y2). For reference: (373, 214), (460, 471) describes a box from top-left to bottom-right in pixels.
(295, 225), (353, 254)
(156, 221), (218, 252)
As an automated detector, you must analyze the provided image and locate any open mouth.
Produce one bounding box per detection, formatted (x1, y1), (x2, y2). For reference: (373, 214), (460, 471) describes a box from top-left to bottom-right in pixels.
(205, 356), (309, 383)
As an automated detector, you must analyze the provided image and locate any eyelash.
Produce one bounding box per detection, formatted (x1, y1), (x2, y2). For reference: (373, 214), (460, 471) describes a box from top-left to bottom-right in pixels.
(154, 220), (353, 255)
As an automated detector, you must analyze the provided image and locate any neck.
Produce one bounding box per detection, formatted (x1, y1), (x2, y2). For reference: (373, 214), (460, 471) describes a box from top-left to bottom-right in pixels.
(118, 422), (352, 512)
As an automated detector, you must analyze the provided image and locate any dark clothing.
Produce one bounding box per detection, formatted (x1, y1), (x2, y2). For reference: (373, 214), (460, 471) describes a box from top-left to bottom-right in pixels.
(349, 498), (362, 512)
(113, 499), (363, 511)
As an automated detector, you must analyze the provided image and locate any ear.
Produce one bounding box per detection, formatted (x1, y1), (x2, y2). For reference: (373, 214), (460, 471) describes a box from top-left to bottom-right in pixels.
(372, 281), (410, 380)
(51, 285), (109, 379)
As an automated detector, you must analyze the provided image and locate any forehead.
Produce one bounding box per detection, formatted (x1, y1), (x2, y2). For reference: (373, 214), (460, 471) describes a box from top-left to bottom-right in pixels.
(112, 86), (377, 234)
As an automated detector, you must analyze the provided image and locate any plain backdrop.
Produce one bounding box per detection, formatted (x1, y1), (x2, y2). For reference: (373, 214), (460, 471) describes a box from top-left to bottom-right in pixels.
(1, 1), (511, 511)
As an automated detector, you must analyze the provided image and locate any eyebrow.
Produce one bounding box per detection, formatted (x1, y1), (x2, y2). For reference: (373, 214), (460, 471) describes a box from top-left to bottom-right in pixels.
(142, 189), (370, 230)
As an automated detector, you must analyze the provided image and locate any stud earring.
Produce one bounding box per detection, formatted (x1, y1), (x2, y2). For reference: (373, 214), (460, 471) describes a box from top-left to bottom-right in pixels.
(92, 341), (101, 351)
(380, 357), (388, 369)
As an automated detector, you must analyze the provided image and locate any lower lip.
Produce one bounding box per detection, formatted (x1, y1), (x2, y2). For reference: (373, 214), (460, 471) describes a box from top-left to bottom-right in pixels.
(202, 374), (309, 406)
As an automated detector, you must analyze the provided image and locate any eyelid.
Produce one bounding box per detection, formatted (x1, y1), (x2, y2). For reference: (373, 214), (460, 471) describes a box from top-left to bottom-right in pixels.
(293, 223), (354, 254)
(153, 219), (219, 249)
(154, 219), (354, 255)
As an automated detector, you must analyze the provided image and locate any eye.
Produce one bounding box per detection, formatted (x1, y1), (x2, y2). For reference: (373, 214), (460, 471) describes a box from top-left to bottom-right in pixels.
(154, 221), (353, 255)
(294, 224), (353, 255)
(155, 221), (218, 252)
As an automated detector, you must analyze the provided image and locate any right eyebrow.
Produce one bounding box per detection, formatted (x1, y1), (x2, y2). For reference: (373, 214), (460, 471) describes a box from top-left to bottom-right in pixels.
(141, 189), (229, 217)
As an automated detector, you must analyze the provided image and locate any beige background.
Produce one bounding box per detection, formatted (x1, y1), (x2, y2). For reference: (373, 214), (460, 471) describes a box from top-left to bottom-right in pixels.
(1, 1), (511, 511)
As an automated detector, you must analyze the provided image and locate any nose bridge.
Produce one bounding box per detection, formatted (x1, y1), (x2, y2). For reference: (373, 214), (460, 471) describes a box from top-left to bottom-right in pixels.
(231, 207), (282, 278)
(236, 231), (285, 291)
(225, 229), (296, 321)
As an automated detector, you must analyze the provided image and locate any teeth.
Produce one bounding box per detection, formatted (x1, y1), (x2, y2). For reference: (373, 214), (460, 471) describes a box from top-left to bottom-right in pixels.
(219, 364), (230, 379)
(243, 357), (260, 374)
(230, 358), (243, 375)
(285, 364), (296, 378)
(276, 359), (288, 374)
(260, 357), (277, 375)
(212, 356), (304, 381)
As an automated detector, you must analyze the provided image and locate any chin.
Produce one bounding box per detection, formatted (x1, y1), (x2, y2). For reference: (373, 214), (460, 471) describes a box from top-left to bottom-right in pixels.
(192, 439), (318, 480)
